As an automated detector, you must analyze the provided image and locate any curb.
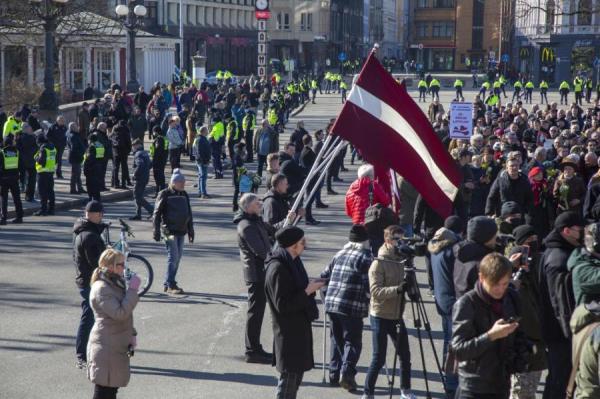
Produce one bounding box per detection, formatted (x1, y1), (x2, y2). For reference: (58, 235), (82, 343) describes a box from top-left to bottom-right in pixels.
(291, 100), (310, 117)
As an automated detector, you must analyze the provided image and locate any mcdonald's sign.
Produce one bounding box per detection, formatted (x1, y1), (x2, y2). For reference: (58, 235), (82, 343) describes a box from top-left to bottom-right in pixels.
(541, 47), (555, 62)
(519, 48), (530, 58)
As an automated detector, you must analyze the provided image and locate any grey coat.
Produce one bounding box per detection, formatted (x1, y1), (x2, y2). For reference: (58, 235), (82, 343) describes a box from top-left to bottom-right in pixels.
(397, 177), (418, 226)
(87, 272), (139, 388)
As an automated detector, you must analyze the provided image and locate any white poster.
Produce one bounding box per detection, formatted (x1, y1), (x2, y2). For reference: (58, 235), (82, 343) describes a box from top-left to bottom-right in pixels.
(449, 102), (473, 139)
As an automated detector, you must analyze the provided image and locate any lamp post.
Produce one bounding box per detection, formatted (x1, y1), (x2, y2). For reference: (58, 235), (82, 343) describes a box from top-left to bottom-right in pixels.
(30, 0), (70, 111)
(115, 1), (147, 93)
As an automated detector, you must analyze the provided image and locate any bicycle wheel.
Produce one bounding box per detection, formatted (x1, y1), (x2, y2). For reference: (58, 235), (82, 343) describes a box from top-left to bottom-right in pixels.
(127, 254), (154, 297)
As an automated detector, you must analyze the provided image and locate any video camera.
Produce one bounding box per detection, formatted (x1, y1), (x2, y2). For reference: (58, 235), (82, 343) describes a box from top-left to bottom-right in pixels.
(395, 236), (428, 258)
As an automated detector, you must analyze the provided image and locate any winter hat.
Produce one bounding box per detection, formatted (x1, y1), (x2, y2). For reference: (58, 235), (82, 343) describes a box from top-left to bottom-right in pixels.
(275, 226), (305, 248)
(501, 201), (522, 218)
(554, 211), (585, 231)
(170, 168), (185, 184)
(85, 200), (104, 213)
(467, 216), (498, 245)
(528, 166), (543, 179)
(349, 224), (369, 243)
(513, 224), (536, 245)
(444, 216), (464, 235)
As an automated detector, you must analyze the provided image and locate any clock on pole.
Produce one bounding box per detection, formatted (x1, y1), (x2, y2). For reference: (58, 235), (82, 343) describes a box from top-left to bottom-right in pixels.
(255, 0), (270, 19)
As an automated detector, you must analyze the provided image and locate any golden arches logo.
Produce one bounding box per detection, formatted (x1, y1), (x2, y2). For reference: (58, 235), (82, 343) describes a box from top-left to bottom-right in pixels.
(541, 48), (555, 62)
(520, 48), (529, 58)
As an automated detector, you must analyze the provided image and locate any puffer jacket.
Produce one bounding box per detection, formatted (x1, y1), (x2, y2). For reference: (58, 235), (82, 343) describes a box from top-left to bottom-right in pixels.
(152, 187), (194, 238)
(345, 177), (391, 225)
(453, 240), (494, 299)
(428, 228), (460, 315)
(368, 243), (406, 320)
(570, 301), (600, 399)
(73, 218), (106, 289)
(87, 271), (138, 388)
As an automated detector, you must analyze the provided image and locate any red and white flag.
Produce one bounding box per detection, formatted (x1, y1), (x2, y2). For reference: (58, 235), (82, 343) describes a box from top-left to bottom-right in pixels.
(331, 52), (461, 218)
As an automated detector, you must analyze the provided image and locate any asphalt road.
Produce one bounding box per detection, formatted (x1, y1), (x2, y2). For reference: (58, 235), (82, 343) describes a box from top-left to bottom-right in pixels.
(0, 87), (560, 399)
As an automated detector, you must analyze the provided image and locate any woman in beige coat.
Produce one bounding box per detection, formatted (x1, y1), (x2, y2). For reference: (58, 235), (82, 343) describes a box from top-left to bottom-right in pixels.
(87, 248), (141, 399)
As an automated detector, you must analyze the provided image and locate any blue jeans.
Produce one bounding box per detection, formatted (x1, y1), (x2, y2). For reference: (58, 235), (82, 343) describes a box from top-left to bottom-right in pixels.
(328, 313), (363, 380)
(196, 162), (208, 195)
(364, 316), (411, 394)
(441, 313), (458, 392)
(164, 234), (185, 288)
(75, 287), (94, 361)
(399, 224), (414, 238)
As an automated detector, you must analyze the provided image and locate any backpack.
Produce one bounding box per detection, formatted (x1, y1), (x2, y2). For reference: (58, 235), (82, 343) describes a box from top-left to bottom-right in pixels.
(364, 182), (398, 235)
(238, 168), (253, 193)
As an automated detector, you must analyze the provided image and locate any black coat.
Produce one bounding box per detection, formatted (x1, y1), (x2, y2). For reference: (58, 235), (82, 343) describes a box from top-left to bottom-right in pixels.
(451, 288), (528, 395)
(265, 247), (317, 373)
(132, 149), (151, 185)
(72, 218), (106, 288)
(485, 171), (534, 217)
(538, 228), (578, 342)
(262, 189), (290, 230)
(111, 124), (132, 156)
(280, 158), (307, 197)
(453, 240), (494, 299)
(152, 188), (194, 238)
(16, 133), (37, 169)
(234, 211), (274, 283)
(413, 194), (444, 239)
(67, 130), (86, 164)
(46, 122), (67, 149)
(83, 146), (103, 190)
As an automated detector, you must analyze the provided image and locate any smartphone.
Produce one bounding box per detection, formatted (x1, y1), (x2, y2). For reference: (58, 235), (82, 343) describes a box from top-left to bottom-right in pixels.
(503, 316), (522, 324)
(521, 246), (530, 264)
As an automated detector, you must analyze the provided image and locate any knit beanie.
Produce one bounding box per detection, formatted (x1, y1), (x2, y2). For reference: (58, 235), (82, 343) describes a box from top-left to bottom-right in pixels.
(467, 216), (498, 245)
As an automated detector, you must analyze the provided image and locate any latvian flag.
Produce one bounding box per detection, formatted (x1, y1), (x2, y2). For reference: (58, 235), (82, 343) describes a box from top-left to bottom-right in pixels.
(331, 52), (461, 218)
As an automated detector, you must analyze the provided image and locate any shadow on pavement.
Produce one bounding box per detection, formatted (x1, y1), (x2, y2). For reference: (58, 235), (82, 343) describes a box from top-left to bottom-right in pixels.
(131, 365), (277, 386)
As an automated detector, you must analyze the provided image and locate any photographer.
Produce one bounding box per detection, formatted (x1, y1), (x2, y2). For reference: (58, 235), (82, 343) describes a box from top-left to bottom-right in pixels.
(453, 216), (497, 299)
(506, 225), (547, 399)
(451, 253), (529, 399)
(362, 225), (416, 399)
(568, 223), (600, 306)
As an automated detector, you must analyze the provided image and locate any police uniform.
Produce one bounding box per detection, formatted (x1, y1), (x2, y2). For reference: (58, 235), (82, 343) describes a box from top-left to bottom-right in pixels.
(340, 81), (348, 103)
(559, 81), (570, 104)
(209, 118), (225, 179)
(512, 80), (523, 102)
(574, 77), (583, 105)
(0, 140), (23, 223)
(429, 78), (441, 101)
(310, 79), (318, 103)
(479, 81), (491, 98)
(34, 137), (57, 216)
(539, 80), (549, 104)
(242, 111), (256, 162)
(524, 81), (535, 104)
(84, 135), (105, 202)
(418, 79), (428, 102)
(454, 79), (464, 101)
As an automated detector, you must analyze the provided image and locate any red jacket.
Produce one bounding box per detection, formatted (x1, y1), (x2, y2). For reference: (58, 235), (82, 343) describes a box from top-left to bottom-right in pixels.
(345, 177), (391, 224)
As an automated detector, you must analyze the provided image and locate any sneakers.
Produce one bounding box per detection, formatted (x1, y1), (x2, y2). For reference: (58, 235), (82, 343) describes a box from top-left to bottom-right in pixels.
(305, 218), (321, 226)
(400, 389), (417, 399)
(75, 358), (87, 370)
(340, 376), (358, 392)
(245, 348), (272, 364)
(327, 189), (338, 195)
(166, 285), (184, 295)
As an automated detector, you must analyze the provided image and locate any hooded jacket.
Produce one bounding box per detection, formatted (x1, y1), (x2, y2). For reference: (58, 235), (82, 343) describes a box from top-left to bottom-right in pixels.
(567, 248), (600, 306)
(262, 189), (290, 230)
(368, 243), (406, 320)
(428, 228), (460, 315)
(345, 177), (391, 225)
(570, 302), (600, 399)
(234, 211), (274, 283)
(453, 240), (494, 299)
(538, 228), (578, 342)
(73, 218), (107, 288)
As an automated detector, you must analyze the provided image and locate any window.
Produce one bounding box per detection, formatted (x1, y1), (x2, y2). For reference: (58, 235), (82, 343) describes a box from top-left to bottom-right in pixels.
(214, 7), (219, 26)
(434, 0), (454, 7)
(432, 21), (455, 37)
(277, 12), (290, 30)
(417, 0), (428, 8)
(472, 26), (483, 49)
(545, 0), (555, 32)
(145, 1), (158, 25)
(187, 5), (196, 25)
(578, 0), (592, 25)
(300, 12), (313, 31)
(67, 49), (84, 91)
(206, 7), (213, 26)
(197, 6), (205, 26)
(416, 22), (428, 38)
(223, 8), (229, 27)
(95, 50), (114, 91)
(167, 2), (179, 25)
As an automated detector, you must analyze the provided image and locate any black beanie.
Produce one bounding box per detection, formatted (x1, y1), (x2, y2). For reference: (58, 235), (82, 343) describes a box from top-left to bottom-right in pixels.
(501, 201), (522, 218)
(467, 216), (498, 244)
(444, 216), (464, 234)
(349, 224), (369, 243)
(275, 226), (304, 248)
(513, 224), (536, 245)
(554, 211), (585, 231)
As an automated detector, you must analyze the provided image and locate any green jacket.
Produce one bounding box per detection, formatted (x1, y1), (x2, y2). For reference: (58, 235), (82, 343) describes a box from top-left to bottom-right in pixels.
(567, 248), (600, 306)
(570, 303), (600, 398)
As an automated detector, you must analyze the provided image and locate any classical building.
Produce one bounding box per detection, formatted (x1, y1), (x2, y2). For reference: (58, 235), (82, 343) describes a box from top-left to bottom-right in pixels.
(514, 0), (600, 84)
(267, 0), (363, 74)
(0, 11), (177, 99)
(141, 0), (258, 75)
(407, 0), (502, 71)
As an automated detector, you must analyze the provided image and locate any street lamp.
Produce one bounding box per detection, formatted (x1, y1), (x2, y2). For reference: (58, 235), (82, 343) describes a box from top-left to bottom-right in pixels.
(115, 1), (147, 93)
(30, 0), (70, 111)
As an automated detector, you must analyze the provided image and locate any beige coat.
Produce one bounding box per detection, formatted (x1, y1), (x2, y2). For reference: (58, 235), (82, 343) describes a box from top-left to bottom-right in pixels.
(87, 272), (139, 388)
(368, 243), (406, 320)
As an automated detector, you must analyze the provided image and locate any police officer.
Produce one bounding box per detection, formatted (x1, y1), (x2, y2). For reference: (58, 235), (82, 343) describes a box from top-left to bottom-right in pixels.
(310, 77), (318, 104)
(454, 78), (464, 101)
(485, 92), (500, 111)
(209, 116), (225, 179)
(512, 79), (523, 102)
(559, 80), (570, 105)
(493, 78), (502, 96)
(16, 123), (37, 202)
(340, 79), (348, 104)
(524, 80), (535, 104)
(585, 77), (593, 103)
(479, 80), (491, 98)
(93, 122), (111, 191)
(84, 134), (103, 202)
(130, 139), (153, 220)
(540, 79), (549, 104)
(33, 134), (57, 216)
(0, 135), (23, 224)
(418, 79), (428, 102)
(226, 115), (240, 163)
(574, 76), (583, 106)
(150, 125), (168, 197)
(429, 77), (440, 101)
(242, 109), (256, 162)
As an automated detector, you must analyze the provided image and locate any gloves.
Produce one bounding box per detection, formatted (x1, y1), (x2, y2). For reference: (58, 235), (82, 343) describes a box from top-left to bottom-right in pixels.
(129, 335), (137, 350)
(128, 274), (141, 291)
(396, 281), (407, 294)
(188, 233), (194, 244)
(153, 232), (161, 242)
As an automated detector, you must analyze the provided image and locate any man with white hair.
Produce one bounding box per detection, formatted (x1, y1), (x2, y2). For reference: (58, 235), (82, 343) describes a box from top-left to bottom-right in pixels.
(345, 164), (390, 225)
(234, 193), (274, 364)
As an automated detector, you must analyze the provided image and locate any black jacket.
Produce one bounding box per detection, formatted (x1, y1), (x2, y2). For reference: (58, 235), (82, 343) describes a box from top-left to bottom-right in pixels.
(485, 171), (534, 216)
(193, 135), (211, 165)
(538, 228), (578, 342)
(0, 145), (20, 180)
(151, 135), (168, 167)
(83, 145), (103, 189)
(234, 211), (275, 283)
(453, 240), (494, 299)
(413, 194), (444, 239)
(265, 247), (317, 373)
(46, 122), (67, 149)
(451, 288), (528, 395)
(262, 189), (290, 230)
(73, 218), (106, 288)
(67, 129), (86, 164)
(280, 158), (307, 196)
(128, 114), (147, 141)
(152, 188), (194, 238)
(16, 133), (37, 169)
(111, 124), (132, 156)
(132, 149), (151, 185)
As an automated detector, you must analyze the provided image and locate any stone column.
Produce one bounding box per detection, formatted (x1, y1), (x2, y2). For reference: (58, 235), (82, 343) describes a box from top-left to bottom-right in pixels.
(85, 47), (92, 88)
(58, 47), (64, 90)
(192, 53), (207, 86)
(27, 46), (34, 86)
(114, 48), (121, 87)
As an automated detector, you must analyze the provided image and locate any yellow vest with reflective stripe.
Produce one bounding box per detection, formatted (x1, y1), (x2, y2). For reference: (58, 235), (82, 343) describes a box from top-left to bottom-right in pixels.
(454, 79), (463, 87)
(485, 95), (499, 106)
(559, 81), (570, 90)
(525, 81), (534, 89)
(93, 141), (105, 159)
(418, 80), (427, 88)
(242, 114), (255, 131)
(2, 149), (18, 170)
(540, 81), (549, 89)
(268, 109), (278, 126)
(35, 147), (57, 173)
(149, 137), (168, 159)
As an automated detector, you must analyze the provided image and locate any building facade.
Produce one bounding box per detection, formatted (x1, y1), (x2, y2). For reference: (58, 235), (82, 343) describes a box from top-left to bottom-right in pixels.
(267, 0), (363, 74)
(407, 0), (501, 71)
(514, 0), (600, 84)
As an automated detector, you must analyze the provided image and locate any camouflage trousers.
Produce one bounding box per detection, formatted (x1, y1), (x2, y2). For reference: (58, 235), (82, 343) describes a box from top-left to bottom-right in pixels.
(510, 370), (543, 399)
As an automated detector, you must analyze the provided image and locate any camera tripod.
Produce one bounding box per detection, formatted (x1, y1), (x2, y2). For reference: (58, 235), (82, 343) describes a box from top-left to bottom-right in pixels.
(384, 257), (447, 399)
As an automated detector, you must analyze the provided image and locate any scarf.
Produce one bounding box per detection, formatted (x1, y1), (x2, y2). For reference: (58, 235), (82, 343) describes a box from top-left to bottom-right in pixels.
(475, 281), (505, 318)
(98, 267), (127, 290)
(529, 177), (548, 207)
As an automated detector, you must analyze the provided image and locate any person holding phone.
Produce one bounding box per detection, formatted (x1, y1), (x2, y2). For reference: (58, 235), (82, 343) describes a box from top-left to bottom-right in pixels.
(452, 253), (530, 399)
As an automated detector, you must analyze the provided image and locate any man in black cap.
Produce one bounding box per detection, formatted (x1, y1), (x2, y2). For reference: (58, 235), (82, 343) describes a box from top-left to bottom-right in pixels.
(538, 210), (585, 399)
(320, 225), (373, 392)
(496, 201), (524, 235)
(453, 215), (498, 298)
(265, 225), (323, 399)
(72, 200), (106, 369)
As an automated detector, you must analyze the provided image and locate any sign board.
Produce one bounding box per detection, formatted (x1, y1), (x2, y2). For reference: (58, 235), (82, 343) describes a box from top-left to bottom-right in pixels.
(258, 55), (267, 66)
(418, 43), (424, 50)
(257, 20), (267, 31)
(338, 52), (347, 62)
(258, 31), (267, 42)
(258, 66), (266, 77)
(255, 10), (271, 19)
(449, 102), (473, 139)
(501, 54), (509, 62)
(258, 43), (267, 54)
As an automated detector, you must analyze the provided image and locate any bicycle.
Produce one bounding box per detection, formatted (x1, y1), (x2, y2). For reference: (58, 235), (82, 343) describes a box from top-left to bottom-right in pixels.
(104, 218), (154, 296)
